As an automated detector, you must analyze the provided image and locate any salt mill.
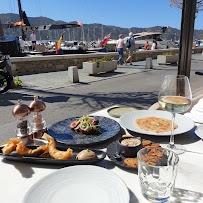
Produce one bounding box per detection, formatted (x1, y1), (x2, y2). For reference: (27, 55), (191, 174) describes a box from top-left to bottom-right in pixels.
(28, 96), (47, 139)
(12, 100), (31, 144)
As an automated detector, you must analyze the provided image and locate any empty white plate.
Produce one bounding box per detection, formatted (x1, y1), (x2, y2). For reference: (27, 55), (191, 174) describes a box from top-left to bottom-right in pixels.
(23, 165), (129, 203)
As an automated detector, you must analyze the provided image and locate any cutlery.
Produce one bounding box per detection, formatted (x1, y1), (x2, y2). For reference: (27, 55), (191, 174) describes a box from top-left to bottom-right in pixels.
(113, 143), (122, 161)
(113, 152), (122, 160)
(194, 121), (203, 125)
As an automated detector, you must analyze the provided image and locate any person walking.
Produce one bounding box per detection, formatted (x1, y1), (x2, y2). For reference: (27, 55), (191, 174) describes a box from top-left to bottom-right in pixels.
(115, 34), (124, 65)
(30, 31), (37, 51)
(124, 32), (136, 65)
(145, 41), (149, 50)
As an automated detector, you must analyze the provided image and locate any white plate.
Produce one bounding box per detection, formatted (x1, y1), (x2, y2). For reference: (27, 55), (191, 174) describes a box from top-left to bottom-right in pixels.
(23, 165), (129, 203)
(195, 124), (203, 139)
(119, 110), (195, 136)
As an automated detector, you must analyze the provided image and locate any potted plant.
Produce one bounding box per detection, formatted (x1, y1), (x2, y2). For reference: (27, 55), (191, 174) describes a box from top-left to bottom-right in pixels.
(157, 52), (179, 65)
(83, 56), (117, 75)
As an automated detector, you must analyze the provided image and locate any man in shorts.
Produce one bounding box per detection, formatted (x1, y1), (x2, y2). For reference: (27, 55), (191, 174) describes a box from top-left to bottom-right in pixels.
(30, 31), (37, 51)
(124, 32), (136, 65)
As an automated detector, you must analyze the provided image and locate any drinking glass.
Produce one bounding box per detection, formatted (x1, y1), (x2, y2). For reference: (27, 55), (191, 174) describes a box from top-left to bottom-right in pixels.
(158, 75), (192, 154)
(138, 146), (179, 202)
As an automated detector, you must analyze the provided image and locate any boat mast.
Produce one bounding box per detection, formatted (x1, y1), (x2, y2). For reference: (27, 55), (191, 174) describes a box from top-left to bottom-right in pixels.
(82, 26), (85, 42)
(17, 0), (26, 40)
(102, 25), (104, 40)
(88, 28), (90, 43)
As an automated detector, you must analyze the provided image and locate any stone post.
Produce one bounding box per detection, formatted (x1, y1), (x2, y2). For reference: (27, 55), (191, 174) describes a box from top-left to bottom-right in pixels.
(145, 58), (153, 69)
(68, 66), (79, 83)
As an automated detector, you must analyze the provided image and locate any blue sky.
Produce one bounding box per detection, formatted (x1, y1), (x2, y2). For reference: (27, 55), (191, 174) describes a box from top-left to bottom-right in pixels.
(1, 0), (203, 30)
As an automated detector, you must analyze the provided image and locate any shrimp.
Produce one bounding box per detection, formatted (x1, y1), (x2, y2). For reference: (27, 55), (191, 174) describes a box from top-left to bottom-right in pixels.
(2, 138), (21, 155)
(42, 133), (73, 160)
(16, 142), (49, 157)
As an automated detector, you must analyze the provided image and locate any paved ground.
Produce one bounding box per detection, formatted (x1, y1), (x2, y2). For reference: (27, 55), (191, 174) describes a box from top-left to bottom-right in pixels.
(14, 60), (165, 91)
(0, 53), (202, 143)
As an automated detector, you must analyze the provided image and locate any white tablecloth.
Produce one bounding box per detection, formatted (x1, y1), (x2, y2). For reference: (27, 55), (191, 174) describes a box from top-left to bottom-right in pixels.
(1, 106), (203, 203)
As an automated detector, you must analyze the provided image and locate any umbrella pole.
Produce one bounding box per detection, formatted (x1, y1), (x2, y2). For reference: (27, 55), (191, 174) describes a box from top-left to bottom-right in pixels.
(178, 0), (197, 79)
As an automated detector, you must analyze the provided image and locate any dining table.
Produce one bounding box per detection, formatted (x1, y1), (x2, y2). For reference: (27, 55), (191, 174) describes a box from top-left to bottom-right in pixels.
(0, 105), (203, 203)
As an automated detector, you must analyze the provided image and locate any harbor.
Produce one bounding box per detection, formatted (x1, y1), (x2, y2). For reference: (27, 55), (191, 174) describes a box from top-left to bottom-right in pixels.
(1, 1), (203, 203)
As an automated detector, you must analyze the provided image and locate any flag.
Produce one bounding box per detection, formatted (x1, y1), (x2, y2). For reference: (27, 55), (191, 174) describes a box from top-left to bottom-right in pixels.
(77, 20), (83, 27)
(14, 20), (24, 26)
(55, 42), (59, 54)
(55, 34), (64, 54)
(99, 33), (111, 47)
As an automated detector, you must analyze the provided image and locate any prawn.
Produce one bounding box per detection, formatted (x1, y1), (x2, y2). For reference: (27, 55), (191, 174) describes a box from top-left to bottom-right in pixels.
(2, 138), (21, 155)
(16, 142), (49, 157)
(42, 133), (73, 160)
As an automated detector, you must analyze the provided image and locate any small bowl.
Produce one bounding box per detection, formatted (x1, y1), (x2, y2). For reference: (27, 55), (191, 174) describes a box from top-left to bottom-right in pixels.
(117, 137), (142, 158)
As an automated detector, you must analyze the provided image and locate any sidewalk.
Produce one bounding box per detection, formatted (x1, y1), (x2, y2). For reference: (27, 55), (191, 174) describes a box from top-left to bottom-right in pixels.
(13, 53), (203, 92)
(15, 59), (169, 91)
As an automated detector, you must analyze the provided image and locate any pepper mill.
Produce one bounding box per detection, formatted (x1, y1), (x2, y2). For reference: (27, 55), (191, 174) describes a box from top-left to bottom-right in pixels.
(28, 96), (47, 139)
(12, 100), (31, 144)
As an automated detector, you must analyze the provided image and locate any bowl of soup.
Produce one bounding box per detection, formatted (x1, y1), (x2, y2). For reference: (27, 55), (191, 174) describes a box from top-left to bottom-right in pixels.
(118, 137), (142, 158)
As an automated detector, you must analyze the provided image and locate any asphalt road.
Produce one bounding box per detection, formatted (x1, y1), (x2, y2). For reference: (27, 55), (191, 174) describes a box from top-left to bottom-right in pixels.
(0, 54), (202, 143)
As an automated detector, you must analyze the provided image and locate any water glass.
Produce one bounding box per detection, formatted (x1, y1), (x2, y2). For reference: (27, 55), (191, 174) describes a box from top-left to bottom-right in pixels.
(137, 147), (179, 202)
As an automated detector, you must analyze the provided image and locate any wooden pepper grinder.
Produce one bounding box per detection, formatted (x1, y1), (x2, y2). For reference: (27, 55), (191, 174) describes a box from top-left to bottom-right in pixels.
(29, 96), (47, 139)
(12, 99), (31, 144)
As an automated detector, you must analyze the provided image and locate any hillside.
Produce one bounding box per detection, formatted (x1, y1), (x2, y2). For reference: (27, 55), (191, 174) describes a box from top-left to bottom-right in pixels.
(1, 13), (203, 41)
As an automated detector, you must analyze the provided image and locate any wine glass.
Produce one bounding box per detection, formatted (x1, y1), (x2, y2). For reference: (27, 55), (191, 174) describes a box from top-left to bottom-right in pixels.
(158, 75), (192, 154)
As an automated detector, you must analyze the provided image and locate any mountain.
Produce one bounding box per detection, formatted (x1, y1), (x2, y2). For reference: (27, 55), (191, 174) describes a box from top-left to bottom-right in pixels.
(1, 13), (203, 41)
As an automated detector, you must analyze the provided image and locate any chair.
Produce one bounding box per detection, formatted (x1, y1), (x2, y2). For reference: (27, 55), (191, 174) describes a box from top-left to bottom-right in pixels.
(148, 91), (203, 113)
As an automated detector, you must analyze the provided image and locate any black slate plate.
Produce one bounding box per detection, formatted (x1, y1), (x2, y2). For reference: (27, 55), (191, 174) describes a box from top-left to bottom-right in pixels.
(107, 139), (159, 170)
(48, 116), (120, 146)
(107, 141), (137, 170)
(0, 146), (106, 166)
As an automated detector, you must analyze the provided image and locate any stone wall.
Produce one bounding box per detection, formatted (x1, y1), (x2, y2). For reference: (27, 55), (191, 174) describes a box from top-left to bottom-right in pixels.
(10, 47), (203, 75)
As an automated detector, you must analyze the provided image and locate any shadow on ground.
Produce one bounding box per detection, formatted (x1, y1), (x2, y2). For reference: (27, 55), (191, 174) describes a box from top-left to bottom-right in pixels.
(0, 89), (158, 111)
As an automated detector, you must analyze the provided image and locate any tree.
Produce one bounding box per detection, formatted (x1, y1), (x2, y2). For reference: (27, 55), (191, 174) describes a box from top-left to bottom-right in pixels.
(170, 0), (203, 13)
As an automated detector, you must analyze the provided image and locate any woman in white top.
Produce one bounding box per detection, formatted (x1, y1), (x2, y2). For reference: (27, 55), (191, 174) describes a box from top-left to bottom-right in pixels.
(115, 34), (124, 65)
(151, 40), (156, 50)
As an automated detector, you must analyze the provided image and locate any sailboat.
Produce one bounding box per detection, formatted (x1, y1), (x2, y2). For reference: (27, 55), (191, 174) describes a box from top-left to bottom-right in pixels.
(2, 0), (86, 55)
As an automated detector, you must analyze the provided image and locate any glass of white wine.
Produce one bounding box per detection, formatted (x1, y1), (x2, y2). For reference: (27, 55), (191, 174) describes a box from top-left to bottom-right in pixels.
(158, 75), (192, 154)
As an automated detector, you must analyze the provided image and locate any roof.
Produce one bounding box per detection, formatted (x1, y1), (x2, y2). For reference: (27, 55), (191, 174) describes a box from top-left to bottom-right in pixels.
(133, 32), (162, 39)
